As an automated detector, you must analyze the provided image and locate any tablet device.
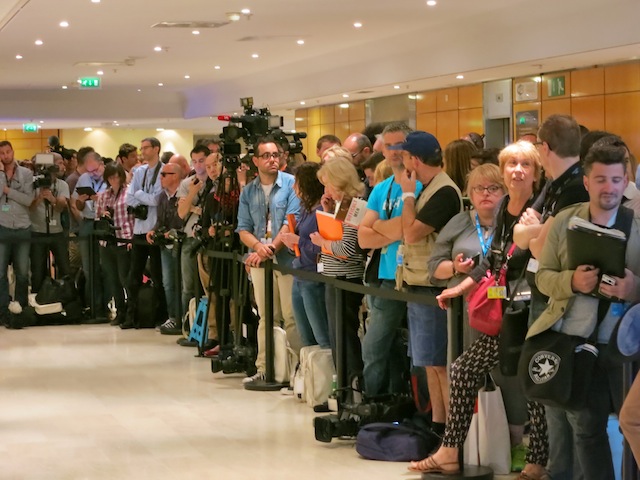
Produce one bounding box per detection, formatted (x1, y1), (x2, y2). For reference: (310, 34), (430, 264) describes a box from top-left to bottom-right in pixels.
(76, 186), (96, 196)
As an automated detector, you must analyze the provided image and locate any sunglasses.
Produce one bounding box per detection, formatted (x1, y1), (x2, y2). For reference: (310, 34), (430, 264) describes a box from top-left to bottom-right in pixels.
(160, 172), (176, 177)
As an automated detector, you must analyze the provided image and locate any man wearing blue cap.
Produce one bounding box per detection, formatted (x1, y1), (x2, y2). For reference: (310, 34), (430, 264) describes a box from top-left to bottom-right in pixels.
(396, 131), (462, 437)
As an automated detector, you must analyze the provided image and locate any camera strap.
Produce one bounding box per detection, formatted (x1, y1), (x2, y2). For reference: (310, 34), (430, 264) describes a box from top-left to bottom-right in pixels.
(142, 162), (162, 193)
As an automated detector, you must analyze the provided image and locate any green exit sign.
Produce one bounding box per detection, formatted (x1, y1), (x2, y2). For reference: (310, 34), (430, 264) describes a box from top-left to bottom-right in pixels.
(22, 123), (38, 133)
(79, 77), (101, 89)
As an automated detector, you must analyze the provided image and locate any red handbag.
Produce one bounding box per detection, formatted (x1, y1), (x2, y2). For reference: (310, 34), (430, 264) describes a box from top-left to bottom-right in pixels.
(467, 244), (516, 336)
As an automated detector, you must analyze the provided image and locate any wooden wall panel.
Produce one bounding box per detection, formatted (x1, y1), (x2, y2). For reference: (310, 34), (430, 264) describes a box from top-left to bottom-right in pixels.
(320, 106), (335, 125)
(306, 124), (322, 162)
(571, 96), (605, 131)
(437, 88), (459, 112)
(541, 98), (571, 120)
(416, 113), (437, 135)
(458, 108), (483, 138)
(605, 63), (640, 94)
(436, 110), (459, 148)
(308, 107), (321, 126)
(334, 122), (350, 144)
(416, 91), (437, 114)
(571, 68), (604, 97)
(458, 85), (483, 109)
(349, 119), (366, 134)
(349, 101), (366, 121)
(334, 105), (349, 124)
(294, 109), (308, 129)
(605, 92), (640, 159)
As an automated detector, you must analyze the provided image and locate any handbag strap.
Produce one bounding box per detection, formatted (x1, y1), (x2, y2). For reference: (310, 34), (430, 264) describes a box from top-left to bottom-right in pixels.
(504, 258), (529, 311)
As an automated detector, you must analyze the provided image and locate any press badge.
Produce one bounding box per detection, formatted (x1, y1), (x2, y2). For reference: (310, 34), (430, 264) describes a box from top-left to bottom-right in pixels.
(527, 258), (539, 273)
(1, 204), (9, 212)
(317, 262), (324, 273)
(487, 286), (507, 299)
(49, 219), (57, 227)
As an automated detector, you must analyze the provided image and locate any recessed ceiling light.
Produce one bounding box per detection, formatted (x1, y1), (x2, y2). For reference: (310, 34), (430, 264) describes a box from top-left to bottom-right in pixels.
(62, 85), (68, 89)
(84, 127), (93, 132)
(300, 101), (306, 105)
(353, 22), (362, 28)
(59, 21), (69, 28)
(97, 70), (104, 75)
(184, 75), (190, 79)
(339, 103), (350, 109)
(342, 94), (349, 98)
(154, 46), (162, 52)
(214, 65), (221, 70)
(534, 76), (542, 83)
(137, 89), (142, 92)
(393, 85), (400, 90)
(156, 128), (164, 132)
(158, 83), (164, 87)
(39, 121), (44, 124)
(251, 53), (259, 58)
(15, 54), (22, 59)
(192, 30), (200, 35)
(91, 0), (100, 3)
(426, 0), (437, 6)
(114, 123), (119, 126)
(113, 120), (118, 123)
(297, 39), (305, 45)
(456, 74), (464, 79)
(227, 12), (241, 21)
(35, 39), (43, 46)
(241, 8), (251, 14)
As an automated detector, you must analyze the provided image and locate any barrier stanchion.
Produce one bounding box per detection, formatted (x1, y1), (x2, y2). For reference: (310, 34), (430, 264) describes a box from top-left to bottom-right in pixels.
(622, 362), (639, 480)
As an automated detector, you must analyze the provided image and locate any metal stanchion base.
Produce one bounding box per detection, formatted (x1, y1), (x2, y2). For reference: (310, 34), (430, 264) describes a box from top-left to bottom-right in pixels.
(244, 380), (288, 392)
(422, 465), (493, 480)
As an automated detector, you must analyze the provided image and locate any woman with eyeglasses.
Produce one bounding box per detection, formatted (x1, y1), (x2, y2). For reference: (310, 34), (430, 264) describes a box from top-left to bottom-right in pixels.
(410, 141), (549, 479)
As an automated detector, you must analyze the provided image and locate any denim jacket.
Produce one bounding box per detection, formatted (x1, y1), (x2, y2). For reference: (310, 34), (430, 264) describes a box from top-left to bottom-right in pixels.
(236, 170), (300, 264)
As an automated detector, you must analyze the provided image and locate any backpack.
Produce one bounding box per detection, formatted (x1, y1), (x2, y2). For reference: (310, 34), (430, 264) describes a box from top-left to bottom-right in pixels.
(136, 281), (160, 328)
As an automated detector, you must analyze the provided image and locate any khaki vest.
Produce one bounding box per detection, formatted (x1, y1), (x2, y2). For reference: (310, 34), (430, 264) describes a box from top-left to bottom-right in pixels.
(396, 171), (462, 288)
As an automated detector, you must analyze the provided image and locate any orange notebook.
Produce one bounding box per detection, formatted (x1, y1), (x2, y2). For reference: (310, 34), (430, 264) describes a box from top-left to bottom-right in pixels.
(316, 210), (346, 258)
(287, 213), (300, 257)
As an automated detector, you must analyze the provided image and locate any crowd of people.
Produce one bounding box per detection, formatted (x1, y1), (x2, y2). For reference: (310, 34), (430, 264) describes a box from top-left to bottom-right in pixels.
(0, 113), (639, 479)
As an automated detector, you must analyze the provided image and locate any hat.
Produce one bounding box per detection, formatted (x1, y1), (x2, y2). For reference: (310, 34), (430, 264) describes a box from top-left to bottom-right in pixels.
(388, 131), (441, 160)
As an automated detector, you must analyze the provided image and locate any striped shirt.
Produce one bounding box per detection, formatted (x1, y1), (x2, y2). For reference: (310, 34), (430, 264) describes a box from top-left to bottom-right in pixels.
(320, 223), (365, 279)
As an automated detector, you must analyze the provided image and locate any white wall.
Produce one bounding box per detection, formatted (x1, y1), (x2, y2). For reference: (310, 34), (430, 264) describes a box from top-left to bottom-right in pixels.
(62, 129), (194, 159)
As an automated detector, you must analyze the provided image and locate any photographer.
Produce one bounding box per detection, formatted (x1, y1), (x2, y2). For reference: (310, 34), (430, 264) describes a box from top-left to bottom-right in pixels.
(73, 151), (109, 320)
(121, 137), (166, 330)
(29, 152), (71, 293)
(177, 145), (212, 324)
(0, 141), (33, 324)
(146, 162), (184, 334)
(95, 163), (134, 326)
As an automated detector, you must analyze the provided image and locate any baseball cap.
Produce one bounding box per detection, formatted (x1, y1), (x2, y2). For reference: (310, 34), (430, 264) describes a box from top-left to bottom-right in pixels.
(388, 131), (441, 160)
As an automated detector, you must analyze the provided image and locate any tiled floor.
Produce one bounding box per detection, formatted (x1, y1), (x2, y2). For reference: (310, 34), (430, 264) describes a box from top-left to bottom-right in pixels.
(0, 325), (517, 480)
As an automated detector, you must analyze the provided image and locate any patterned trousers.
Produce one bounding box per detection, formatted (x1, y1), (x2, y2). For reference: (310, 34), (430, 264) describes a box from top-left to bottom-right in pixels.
(443, 334), (549, 466)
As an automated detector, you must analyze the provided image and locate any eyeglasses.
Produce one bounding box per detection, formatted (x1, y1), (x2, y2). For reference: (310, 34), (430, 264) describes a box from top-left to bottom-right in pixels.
(471, 184), (502, 195)
(160, 172), (176, 177)
(258, 152), (282, 160)
(351, 148), (364, 159)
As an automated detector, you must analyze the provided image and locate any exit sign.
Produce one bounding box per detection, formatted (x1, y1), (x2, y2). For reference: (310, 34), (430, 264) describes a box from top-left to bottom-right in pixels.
(22, 123), (38, 133)
(79, 77), (101, 89)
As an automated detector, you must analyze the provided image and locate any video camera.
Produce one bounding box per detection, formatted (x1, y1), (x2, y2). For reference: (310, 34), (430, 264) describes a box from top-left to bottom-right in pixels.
(150, 226), (186, 247)
(127, 204), (148, 220)
(217, 97), (306, 169)
(33, 153), (58, 189)
(94, 207), (121, 239)
(47, 135), (74, 161)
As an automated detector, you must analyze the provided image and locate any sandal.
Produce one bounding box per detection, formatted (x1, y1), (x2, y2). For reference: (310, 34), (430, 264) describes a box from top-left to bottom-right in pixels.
(518, 470), (550, 480)
(408, 456), (460, 474)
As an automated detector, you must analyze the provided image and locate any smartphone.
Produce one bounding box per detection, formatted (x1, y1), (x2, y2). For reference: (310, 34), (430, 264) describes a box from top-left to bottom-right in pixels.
(471, 253), (481, 265)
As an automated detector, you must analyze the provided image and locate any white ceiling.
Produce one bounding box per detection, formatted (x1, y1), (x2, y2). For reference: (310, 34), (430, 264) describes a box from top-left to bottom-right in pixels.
(1, 0), (639, 133)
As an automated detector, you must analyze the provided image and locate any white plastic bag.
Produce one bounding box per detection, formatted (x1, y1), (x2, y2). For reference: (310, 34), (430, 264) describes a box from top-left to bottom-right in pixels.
(477, 375), (511, 474)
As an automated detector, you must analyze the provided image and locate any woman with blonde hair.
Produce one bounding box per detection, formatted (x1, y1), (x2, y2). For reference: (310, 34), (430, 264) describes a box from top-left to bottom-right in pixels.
(310, 156), (366, 392)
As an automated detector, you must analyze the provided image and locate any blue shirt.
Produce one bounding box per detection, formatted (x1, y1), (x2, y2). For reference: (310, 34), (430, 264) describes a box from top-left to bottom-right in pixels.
(74, 172), (107, 219)
(125, 162), (163, 235)
(236, 171), (300, 264)
(292, 206), (321, 272)
(366, 175), (422, 280)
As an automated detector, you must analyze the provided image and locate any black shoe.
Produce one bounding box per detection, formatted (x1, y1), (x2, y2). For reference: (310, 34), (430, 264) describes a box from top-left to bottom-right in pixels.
(120, 319), (136, 330)
(176, 337), (198, 347)
(83, 316), (109, 325)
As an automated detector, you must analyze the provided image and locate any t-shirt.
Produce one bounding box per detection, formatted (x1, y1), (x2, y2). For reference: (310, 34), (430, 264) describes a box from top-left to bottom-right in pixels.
(366, 175), (422, 280)
(415, 186), (461, 232)
(30, 179), (70, 234)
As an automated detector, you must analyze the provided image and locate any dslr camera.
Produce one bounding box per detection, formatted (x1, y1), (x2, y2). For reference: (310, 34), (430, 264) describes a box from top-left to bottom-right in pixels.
(127, 204), (148, 220)
(94, 207), (120, 239)
(149, 227), (185, 247)
(33, 153), (58, 190)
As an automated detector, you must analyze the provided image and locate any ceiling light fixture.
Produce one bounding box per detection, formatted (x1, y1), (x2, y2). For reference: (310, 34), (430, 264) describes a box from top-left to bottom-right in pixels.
(533, 76), (542, 83)
(158, 83), (164, 87)
(35, 39), (43, 46)
(426, 0), (437, 6)
(59, 21), (69, 28)
(62, 85), (68, 89)
(227, 12), (241, 22)
(297, 39), (304, 45)
(241, 8), (251, 14)
(342, 94), (349, 98)
(137, 89), (142, 92)
(300, 101), (306, 105)
(84, 127), (93, 132)
(192, 30), (200, 35)
(156, 128), (164, 132)
(214, 65), (221, 70)
(184, 75), (190, 79)
(91, 0), (100, 3)
(15, 54), (22, 59)
(97, 70), (104, 75)
(456, 74), (464, 79)
(154, 46), (162, 52)
(393, 85), (400, 89)
(353, 22), (362, 28)
(339, 103), (349, 109)
(251, 53), (259, 58)
(39, 121), (44, 124)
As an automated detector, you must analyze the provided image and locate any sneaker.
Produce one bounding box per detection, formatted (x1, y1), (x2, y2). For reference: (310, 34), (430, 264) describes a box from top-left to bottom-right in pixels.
(280, 386), (294, 396)
(242, 371), (265, 384)
(159, 319), (182, 335)
(511, 443), (528, 472)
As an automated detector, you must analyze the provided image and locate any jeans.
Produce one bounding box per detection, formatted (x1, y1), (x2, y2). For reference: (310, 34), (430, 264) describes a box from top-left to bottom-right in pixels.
(180, 237), (201, 318)
(161, 246), (180, 320)
(30, 232), (70, 293)
(565, 355), (615, 480)
(0, 226), (31, 311)
(292, 277), (330, 348)
(78, 219), (106, 315)
(99, 244), (130, 313)
(325, 280), (364, 385)
(546, 405), (584, 480)
(126, 235), (167, 326)
(361, 280), (407, 396)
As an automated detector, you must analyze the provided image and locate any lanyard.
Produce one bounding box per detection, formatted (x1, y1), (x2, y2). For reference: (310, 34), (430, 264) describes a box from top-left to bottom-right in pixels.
(384, 179), (395, 218)
(91, 178), (104, 193)
(474, 213), (493, 256)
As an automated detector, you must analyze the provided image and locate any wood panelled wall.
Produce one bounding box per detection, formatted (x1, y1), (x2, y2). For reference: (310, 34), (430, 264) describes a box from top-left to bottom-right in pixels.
(0, 129), (62, 162)
(296, 60), (640, 160)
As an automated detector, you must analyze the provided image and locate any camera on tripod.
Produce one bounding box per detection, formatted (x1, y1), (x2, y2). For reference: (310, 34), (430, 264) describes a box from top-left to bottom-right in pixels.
(33, 153), (58, 189)
(127, 204), (148, 220)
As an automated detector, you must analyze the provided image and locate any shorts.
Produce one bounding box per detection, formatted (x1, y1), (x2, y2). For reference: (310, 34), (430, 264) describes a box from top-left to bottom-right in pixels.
(407, 286), (448, 367)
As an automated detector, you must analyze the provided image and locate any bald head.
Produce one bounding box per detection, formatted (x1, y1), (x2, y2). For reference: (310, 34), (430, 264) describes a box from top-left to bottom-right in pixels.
(343, 133), (372, 167)
(169, 154), (190, 178)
